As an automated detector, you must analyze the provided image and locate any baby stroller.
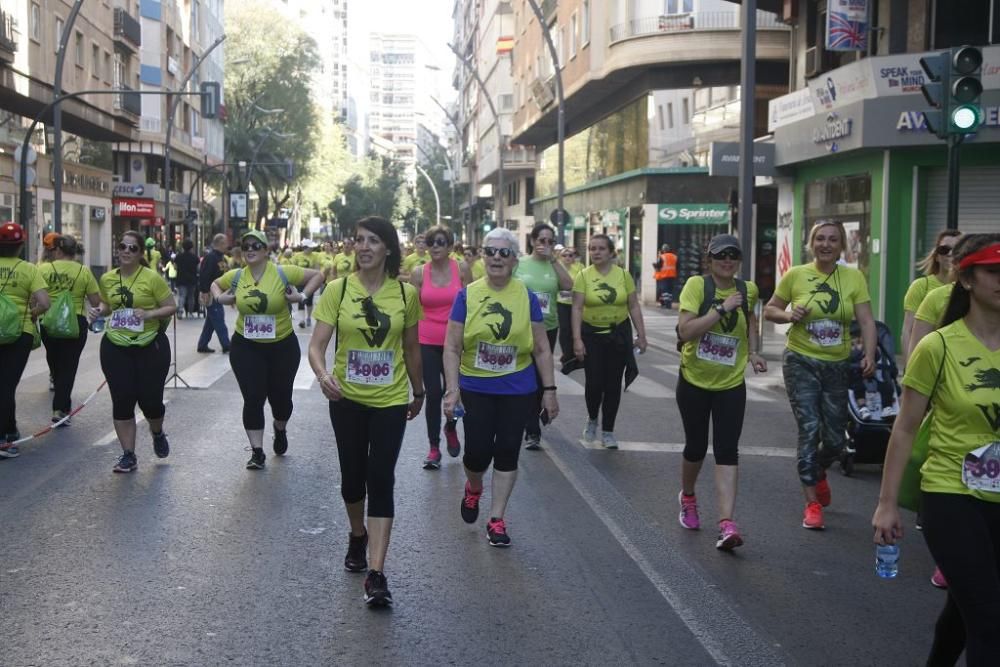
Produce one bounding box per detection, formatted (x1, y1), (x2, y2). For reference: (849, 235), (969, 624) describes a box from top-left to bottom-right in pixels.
(840, 320), (902, 476)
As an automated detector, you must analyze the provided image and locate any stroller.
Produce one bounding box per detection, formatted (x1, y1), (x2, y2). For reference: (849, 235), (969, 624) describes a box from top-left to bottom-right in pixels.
(840, 320), (902, 476)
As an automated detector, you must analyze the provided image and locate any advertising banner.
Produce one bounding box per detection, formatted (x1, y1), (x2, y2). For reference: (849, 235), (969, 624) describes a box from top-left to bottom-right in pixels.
(825, 0), (870, 52)
(114, 198), (156, 217)
(657, 204), (730, 225)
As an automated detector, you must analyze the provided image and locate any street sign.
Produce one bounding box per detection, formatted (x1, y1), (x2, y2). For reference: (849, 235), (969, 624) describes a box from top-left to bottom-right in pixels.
(229, 192), (248, 221)
(708, 142), (776, 177)
(549, 208), (569, 226)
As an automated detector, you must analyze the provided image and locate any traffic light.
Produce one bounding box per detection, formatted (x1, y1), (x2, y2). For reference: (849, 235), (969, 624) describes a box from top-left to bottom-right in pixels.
(920, 46), (984, 138)
(920, 51), (950, 139)
(200, 81), (221, 119)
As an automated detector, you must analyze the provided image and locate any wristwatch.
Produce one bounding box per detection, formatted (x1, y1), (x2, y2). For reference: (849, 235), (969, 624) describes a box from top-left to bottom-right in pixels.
(714, 304), (727, 317)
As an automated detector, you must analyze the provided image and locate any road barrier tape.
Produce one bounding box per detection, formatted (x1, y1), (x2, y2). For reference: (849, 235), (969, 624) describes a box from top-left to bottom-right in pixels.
(8, 380), (108, 446)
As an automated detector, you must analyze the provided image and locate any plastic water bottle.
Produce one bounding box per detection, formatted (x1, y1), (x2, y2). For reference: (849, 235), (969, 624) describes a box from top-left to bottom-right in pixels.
(875, 544), (899, 579)
(90, 316), (105, 333)
(453, 405), (465, 420)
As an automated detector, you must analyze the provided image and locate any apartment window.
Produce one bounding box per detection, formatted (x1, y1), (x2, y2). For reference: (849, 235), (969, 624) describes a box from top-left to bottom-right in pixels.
(656, 105), (664, 130)
(667, 102), (675, 129)
(75, 31), (84, 67)
(582, 0), (591, 45)
(191, 0), (200, 41)
(559, 27), (567, 66)
(104, 51), (112, 83)
(666, 0), (694, 14)
(499, 93), (514, 111)
(54, 18), (64, 54)
(570, 13), (578, 57)
(92, 44), (100, 79)
(682, 98), (690, 124)
(29, 3), (41, 42)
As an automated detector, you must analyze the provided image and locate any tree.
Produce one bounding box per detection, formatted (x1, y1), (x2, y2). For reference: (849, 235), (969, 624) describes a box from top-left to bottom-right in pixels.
(299, 116), (353, 225)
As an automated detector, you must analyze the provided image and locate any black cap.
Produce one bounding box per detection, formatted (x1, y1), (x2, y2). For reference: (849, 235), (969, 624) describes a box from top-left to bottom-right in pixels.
(707, 234), (741, 255)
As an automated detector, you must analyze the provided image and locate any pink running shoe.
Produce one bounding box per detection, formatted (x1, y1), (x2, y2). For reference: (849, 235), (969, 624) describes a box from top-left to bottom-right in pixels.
(423, 447), (442, 470)
(716, 519), (744, 551)
(444, 427), (461, 458)
(678, 491), (700, 530)
(930, 567), (948, 589)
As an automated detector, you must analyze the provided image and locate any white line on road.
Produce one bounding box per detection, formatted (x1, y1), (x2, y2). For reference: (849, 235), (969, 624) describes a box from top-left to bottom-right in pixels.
(176, 355), (233, 388)
(554, 371), (585, 396)
(293, 360), (315, 390)
(91, 399), (171, 447)
(578, 440), (795, 457)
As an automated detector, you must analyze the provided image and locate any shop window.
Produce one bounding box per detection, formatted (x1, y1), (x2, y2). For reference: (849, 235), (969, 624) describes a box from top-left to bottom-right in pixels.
(803, 174), (872, 277)
(932, 0), (998, 47)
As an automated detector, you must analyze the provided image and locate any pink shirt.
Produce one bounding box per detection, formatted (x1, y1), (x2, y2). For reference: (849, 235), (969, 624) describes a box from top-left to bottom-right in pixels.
(418, 259), (462, 345)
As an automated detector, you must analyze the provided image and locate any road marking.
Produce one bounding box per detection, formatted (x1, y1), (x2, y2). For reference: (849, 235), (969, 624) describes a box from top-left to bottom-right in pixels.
(651, 364), (778, 403)
(624, 374), (674, 398)
(92, 399), (171, 447)
(293, 360), (315, 390)
(176, 355), (232, 388)
(579, 440), (795, 457)
(555, 371), (585, 396)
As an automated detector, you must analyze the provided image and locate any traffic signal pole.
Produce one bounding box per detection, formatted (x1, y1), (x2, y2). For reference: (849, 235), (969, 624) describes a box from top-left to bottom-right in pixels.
(946, 134), (963, 230)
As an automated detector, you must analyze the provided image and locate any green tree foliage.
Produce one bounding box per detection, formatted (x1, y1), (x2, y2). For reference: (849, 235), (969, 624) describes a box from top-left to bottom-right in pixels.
(328, 156), (412, 238)
(299, 116), (353, 224)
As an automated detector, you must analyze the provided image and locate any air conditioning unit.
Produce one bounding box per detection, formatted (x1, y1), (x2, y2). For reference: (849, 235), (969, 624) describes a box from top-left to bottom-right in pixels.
(804, 46), (820, 78)
(530, 77), (555, 110)
(782, 0), (798, 23)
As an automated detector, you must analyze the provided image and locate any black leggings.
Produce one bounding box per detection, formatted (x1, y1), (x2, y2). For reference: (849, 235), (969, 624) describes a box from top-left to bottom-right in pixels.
(582, 330), (627, 431)
(461, 390), (534, 473)
(420, 344), (457, 445)
(675, 373), (746, 466)
(922, 492), (1000, 666)
(41, 316), (89, 413)
(557, 302), (573, 363)
(0, 333), (33, 436)
(100, 333), (171, 421)
(329, 398), (407, 518)
(525, 327), (558, 438)
(229, 333), (300, 430)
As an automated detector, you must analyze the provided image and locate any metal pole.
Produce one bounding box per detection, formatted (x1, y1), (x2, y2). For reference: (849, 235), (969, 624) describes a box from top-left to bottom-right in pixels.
(737, 0), (757, 280)
(414, 163), (441, 229)
(429, 95), (470, 240)
(52, 0), (86, 235)
(946, 134), (962, 230)
(526, 0), (565, 244)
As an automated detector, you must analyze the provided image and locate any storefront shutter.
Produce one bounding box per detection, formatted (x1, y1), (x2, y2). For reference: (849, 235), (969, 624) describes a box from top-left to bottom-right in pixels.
(924, 167), (1000, 253)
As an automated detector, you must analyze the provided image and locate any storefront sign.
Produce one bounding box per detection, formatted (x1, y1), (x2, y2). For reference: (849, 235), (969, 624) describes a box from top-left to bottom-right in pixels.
(709, 142), (776, 177)
(113, 182), (146, 197)
(825, 0), (870, 52)
(811, 59), (875, 112)
(983, 46), (1000, 90)
(91, 207), (106, 221)
(115, 198), (156, 217)
(139, 217), (165, 227)
(896, 107), (1000, 132)
(768, 88), (815, 131)
(657, 204), (730, 224)
(812, 112), (855, 152)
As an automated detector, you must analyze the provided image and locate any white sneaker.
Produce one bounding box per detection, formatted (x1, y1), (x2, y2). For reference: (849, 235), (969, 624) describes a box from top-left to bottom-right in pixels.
(881, 405), (898, 418)
(582, 419), (598, 443)
(858, 406), (872, 420)
(601, 431), (619, 449)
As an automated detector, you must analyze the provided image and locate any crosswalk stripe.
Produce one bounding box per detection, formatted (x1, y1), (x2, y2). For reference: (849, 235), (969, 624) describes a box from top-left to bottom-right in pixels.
(91, 399), (171, 447)
(624, 374), (675, 398)
(177, 354), (233, 388)
(293, 360), (315, 390)
(555, 371), (585, 396)
(651, 363), (776, 403)
(578, 440), (795, 457)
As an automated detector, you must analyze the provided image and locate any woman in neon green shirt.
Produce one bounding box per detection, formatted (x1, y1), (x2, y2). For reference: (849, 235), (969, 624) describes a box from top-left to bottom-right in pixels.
(308, 216), (424, 608)
(764, 221), (877, 531)
(873, 233), (1000, 666)
(902, 229), (960, 365)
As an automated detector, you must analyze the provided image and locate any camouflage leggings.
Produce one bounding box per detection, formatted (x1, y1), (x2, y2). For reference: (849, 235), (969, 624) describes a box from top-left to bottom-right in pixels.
(782, 349), (849, 487)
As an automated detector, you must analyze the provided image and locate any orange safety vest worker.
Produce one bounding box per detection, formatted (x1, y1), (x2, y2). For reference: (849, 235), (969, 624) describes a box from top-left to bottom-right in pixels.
(654, 252), (677, 280)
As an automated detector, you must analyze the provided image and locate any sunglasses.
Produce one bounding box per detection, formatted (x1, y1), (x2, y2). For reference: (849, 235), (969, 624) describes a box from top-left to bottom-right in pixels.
(483, 246), (514, 258)
(429, 237), (450, 248)
(936, 245), (952, 256)
(118, 242), (140, 253)
(241, 241), (266, 252)
(535, 237), (555, 245)
(710, 249), (742, 261)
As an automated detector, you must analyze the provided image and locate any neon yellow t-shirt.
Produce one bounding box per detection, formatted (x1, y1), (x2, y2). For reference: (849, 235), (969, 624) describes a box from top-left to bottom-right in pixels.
(98, 266), (173, 347)
(903, 274), (945, 314)
(572, 264), (635, 331)
(333, 252), (355, 276)
(144, 248), (162, 271)
(679, 276), (759, 391)
(0, 258), (48, 336)
(903, 320), (1000, 502)
(557, 261), (585, 305)
(470, 259), (485, 281)
(293, 252), (322, 270)
(915, 283), (954, 327)
(39, 260), (100, 316)
(774, 263), (870, 362)
(314, 275), (422, 408)
(460, 278), (535, 379)
(402, 252), (431, 275)
(217, 264), (305, 343)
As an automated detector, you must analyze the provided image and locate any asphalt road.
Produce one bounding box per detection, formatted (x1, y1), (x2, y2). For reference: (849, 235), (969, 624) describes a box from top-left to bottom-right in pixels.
(0, 308), (948, 666)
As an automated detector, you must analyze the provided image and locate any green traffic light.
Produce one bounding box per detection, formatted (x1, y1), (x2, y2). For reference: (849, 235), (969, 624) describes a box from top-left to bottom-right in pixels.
(951, 104), (983, 132)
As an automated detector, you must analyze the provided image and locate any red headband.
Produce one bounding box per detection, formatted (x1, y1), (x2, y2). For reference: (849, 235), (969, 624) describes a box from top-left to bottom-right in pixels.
(958, 243), (1000, 270)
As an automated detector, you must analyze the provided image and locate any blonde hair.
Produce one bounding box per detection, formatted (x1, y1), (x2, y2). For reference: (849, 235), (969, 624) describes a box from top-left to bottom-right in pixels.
(915, 229), (961, 277)
(806, 221), (847, 258)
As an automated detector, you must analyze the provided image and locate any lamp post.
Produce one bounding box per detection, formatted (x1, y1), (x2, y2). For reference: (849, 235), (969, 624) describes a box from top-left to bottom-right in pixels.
(51, 0), (85, 235)
(414, 163), (441, 231)
(430, 95), (471, 240)
(737, 0), (757, 280)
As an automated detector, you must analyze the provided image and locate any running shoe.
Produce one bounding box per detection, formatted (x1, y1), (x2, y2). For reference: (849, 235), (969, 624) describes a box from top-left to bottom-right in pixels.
(678, 491), (700, 530)
(487, 517), (511, 547)
(52, 410), (71, 427)
(881, 405), (898, 418)
(0, 441), (20, 459)
(582, 419), (598, 444)
(423, 447), (442, 470)
(444, 424), (461, 457)
(858, 406), (872, 420)
(113, 451), (138, 473)
(298, 320), (306, 329)
(524, 433), (541, 450)
(363, 570), (392, 607)
(152, 431), (170, 459)
(273, 429), (288, 456)
(802, 501), (824, 530)
(345, 531), (368, 573)
(246, 448), (266, 470)
(815, 477), (831, 508)
(716, 519), (744, 551)
(601, 432), (619, 450)
(461, 481), (482, 524)
(915, 513), (923, 531)
(930, 567), (948, 589)
(197, 347), (216, 353)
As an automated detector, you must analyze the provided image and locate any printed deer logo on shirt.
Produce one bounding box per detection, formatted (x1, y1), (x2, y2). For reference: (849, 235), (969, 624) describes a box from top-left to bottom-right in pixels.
(114, 285), (134, 308)
(353, 296), (391, 347)
(811, 282), (841, 315)
(481, 301), (513, 340)
(965, 368), (1000, 431)
(594, 281), (618, 305)
(244, 289), (269, 314)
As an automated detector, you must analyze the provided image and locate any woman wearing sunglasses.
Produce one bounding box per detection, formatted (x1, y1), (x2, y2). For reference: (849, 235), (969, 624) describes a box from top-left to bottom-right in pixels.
(764, 221), (877, 530)
(410, 225), (468, 469)
(675, 234), (767, 550)
(463, 246), (485, 281)
(91, 230), (177, 473)
(514, 223), (574, 450)
(571, 234), (647, 450)
(308, 216), (424, 608)
(556, 245), (584, 366)
(902, 230), (961, 366)
(210, 230), (324, 469)
(442, 228), (559, 547)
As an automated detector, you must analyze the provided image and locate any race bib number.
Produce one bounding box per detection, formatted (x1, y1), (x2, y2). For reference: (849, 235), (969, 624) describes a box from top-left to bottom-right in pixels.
(346, 350), (394, 385)
(806, 319), (843, 347)
(475, 341), (517, 373)
(962, 442), (1000, 493)
(110, 308), (144, 332)
(533, 290), (551, 315)
(244, 314), (276, 340)
(695, 332), (739, 366)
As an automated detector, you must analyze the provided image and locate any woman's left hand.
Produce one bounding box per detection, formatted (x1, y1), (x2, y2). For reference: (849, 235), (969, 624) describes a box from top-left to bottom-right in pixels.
(634, 336), (647, 354)
(407, 395), (424, 421)
(131, 308), (147, 321)
(860, 354), (876, 378)
(749, 353), (768, 374)
(541, 391), (559, 422)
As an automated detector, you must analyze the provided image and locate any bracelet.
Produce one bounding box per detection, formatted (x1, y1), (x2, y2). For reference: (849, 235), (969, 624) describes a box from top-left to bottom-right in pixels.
(542, 385), (557, 392)
(412, 392), (425, 399)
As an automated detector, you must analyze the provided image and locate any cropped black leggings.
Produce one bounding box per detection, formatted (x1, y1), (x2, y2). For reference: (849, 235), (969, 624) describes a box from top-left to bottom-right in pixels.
(461, 390), (534, 473)
(229, 333), (300, 430)
(329, 398), (407, 518)
(525, 327), (558, 438)
(0, 333), (33, 436)
(582, 330), (627, 431)
(41, 315), (89, 413)
(100, 333), (170, 421)
(420, 344), (457, 445)
(675, 373), (746, 466)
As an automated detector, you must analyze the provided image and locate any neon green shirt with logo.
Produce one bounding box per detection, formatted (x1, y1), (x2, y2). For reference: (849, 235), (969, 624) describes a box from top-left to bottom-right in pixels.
(572, 264), (635, 331)
(915, 283), (954, 327)
(98, 266), (173, 347)
(402, 252), (431, 275)
(39, 260), (100, 316)
(460, 278), (534, 378)
(333, 252), (355, 276)
(470, 259), (485, 281)
(514, 256), (559, 330)
(557, 262), (584, 305)
(679, 276), (759, 391)
(903, 320), (1000, 502)
(903, 274), (945, 314)
(774, 263), (870, 362)
(217, 264), (306, 344)
(0, 258), (48, 336)
(314, 275), (422, 408)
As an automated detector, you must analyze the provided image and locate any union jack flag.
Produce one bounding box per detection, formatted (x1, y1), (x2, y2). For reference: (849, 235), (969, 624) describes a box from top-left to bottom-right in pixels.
(826, 10), (869, 51)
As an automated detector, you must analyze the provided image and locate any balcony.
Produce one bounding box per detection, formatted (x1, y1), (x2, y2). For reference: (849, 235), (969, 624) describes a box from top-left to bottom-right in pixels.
(113, 86), (142, 117)
(113, 8), (141, 50)
(609, 11), (788, 44)
(0, 9), (17, 60)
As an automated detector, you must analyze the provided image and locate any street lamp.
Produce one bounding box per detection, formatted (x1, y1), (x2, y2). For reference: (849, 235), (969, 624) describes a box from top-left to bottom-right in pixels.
(414, 163), (441, 230)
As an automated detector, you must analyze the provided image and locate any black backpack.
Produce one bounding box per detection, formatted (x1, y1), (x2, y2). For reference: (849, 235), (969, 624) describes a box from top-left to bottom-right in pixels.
(676, 275), (750, 352)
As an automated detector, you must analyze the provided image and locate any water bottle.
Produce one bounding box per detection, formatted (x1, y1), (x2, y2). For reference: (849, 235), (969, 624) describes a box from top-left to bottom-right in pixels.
(875, 544), (899, 579)
(90, 316), (105, 333)
(452, 404), (465, 420)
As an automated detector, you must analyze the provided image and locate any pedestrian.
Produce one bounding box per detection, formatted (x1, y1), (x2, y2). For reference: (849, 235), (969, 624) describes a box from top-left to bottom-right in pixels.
(143, 237), (163, 275)
(555, 245), (584, 365)
(902, 229), (961, 365)
(90, 230), (177, 473)
(653, 243), (678, 309)
(442, 227), (559, 547)
(400, 233), (430, 279)
(197, 233), (232, 353)
(571, 233), (648, 450)
(165, 253), (178, 291)
(872, 233), (1000, 667)
(674, 234), (767, 550)
(294, 240), (321, 328)
(174, 239), (199, 318)
(38, 234), (101, 426)
(463, 245), (485, 281)
(514, 223), (573, 450)
(0, 222), (50, 457)
(307, 216), (424, 608)
(333, 237), (356, 280)
(411, 224), (467, 469)
(763, 221), (877, 530)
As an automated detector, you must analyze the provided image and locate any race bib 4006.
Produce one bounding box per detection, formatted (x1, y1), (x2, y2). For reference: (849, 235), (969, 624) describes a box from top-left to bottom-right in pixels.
(963, 442), (1000, 494)
(475, 341), (517, 373)
(696, 332), (738, 366)
(346, 349), (394, 385)
(243, 314), (276, 340)
(110, 308), (144, 332)
(806, 319), (843, 347)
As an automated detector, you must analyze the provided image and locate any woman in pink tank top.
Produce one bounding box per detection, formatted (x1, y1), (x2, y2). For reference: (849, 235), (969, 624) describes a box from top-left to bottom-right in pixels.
(411, 225), (468, 469)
